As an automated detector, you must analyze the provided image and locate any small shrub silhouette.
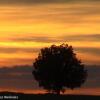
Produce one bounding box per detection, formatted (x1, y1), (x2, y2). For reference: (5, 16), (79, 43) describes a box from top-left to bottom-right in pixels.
(32, 44), (87, 94)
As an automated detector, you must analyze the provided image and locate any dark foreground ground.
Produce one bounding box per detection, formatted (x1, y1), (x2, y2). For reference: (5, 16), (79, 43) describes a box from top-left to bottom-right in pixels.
(0, 92), (100, 100)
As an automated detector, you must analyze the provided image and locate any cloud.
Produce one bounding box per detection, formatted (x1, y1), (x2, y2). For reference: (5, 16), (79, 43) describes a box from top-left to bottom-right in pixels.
(0, 33), (100, 43)
(8, 34), (100, 43)
(62, 34), (100, 42)
(0, 65), (32, 79)
(0, 65), (100, 91)
(0, 47), (39, 53)
(0, 65), (39, 89)
(0, 0), (99, 5)
(84, 65), (100, 88)
(75, 47), (100, 56)
(0, 0), (73, 4)
(11, 36), (57, 43)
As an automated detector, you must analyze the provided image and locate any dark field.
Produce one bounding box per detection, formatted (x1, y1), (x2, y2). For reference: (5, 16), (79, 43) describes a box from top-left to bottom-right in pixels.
(0, 92), (100, 100)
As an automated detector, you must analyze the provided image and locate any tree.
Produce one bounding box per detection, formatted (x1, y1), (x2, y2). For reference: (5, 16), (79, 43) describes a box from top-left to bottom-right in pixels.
(32, 44), (87, 95)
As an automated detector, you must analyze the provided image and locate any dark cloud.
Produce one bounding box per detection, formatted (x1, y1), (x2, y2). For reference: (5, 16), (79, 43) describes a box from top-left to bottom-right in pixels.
(0, 0), (99, 5)
(0, 0), (73, 4)
(0, 65), (100, 91)
(75, 47), (100, 56)
(0, 47), (39, 53)
(62, 34), (100, 42)
(12, 36), (57, 43)
(0, 66), (32, 79)
(10, 34), (100, 43)
(0, 65), (39, 90)
(19, 34), (100, 44)
(84, 65), (100, 88)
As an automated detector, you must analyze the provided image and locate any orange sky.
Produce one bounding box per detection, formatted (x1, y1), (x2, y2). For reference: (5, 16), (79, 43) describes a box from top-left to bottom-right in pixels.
(0, 2), (100, 67)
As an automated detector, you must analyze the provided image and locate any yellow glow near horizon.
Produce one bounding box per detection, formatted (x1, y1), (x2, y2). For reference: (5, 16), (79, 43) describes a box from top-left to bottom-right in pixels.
(0, 41), (99, 48)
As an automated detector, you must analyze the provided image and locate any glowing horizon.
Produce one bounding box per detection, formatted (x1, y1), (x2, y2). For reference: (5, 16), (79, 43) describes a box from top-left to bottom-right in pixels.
(0, 88), (100, 96)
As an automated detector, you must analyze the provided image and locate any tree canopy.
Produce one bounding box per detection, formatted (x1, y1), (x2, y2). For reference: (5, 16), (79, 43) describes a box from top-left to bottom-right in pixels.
(32, 44), (87, 94)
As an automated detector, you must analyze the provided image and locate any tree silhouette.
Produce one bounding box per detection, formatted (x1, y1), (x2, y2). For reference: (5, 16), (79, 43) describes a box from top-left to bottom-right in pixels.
(32, 44), (87, 95)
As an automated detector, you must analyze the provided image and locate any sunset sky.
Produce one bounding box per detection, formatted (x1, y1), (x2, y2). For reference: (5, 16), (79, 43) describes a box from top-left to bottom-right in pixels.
(0, 0), (100, 95)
